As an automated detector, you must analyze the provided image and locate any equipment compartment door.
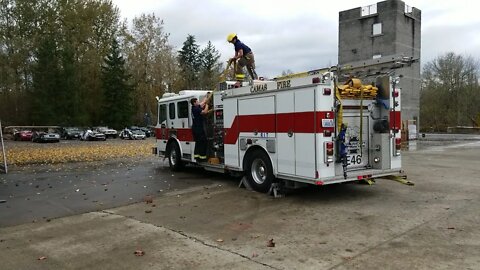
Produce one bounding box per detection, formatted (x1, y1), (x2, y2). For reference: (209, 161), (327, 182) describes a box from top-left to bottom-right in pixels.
(276, 92), (295, 175)
(294, 89), (316, 178)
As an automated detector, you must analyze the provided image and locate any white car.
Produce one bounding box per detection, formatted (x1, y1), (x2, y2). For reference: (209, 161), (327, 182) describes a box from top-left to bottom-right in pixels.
(95, 127), (118, 139)
(80, 129), (106, 141)
(120, 129), (146, 140)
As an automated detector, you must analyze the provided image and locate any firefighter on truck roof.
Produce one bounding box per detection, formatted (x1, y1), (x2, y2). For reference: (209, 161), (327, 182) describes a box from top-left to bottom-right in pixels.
(227, 33), (258, 81)
(190, 96), (209, 161)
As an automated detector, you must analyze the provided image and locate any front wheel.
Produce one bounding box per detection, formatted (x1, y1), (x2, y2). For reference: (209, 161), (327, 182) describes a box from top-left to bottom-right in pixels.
(244, 149), (274, 193)
(167, 142), (184, 171)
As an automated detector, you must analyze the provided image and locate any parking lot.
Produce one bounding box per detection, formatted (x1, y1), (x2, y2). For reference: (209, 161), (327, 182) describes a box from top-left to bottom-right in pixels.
(0, 137), (479, 269)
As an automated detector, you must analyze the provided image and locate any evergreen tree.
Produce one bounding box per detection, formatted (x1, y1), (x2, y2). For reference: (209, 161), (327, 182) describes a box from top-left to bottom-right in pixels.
(101, 38), (133, 129)
(199, 41), (222, 89)
(57, 41), (77, 125)
(31, 34), (61, 125)
(178, 34), (201, 89)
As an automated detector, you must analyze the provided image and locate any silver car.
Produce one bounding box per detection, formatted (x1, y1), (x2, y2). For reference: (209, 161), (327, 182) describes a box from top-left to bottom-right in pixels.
(32, 131), (60, 143)
(120, 129), (146, 140)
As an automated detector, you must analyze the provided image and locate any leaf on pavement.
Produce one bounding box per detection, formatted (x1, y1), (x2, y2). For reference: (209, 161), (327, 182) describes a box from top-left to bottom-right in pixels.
(7, 140), (151, 166)
(144, 195), (153, 204)
(267, 239), (275, 247)
(134, 250), (145, 256)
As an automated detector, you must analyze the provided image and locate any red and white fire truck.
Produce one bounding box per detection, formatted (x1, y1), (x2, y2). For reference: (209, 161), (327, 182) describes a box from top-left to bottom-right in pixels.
(153, 61), (405, 194)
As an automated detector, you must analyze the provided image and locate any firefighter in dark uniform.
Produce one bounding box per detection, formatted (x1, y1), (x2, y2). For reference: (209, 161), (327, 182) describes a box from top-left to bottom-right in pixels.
(227, 33), (258, 81)
(191, 97), (209, 161)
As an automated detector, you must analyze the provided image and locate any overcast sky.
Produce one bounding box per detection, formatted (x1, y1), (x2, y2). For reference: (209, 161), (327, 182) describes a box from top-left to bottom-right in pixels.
(112, 0), (480, 78)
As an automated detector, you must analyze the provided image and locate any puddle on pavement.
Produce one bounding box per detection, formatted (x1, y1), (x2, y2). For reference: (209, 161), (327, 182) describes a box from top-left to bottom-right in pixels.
(403, 139), (480, 151)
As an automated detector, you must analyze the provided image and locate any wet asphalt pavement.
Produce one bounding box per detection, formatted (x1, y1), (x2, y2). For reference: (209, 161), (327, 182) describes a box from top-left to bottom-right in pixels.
(1, 133), (478, 228)
(0, 158), (225, 227)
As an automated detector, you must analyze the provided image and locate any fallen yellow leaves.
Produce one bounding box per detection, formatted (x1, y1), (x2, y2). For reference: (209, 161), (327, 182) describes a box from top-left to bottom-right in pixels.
(6, 140), (152, 166)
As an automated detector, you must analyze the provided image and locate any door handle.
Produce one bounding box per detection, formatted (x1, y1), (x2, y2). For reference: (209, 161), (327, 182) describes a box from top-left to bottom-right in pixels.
(288, 130), (293, 137)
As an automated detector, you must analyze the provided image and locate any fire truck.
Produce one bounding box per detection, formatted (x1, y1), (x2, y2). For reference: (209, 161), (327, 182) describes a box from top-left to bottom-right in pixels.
(153, 57), (409, 194)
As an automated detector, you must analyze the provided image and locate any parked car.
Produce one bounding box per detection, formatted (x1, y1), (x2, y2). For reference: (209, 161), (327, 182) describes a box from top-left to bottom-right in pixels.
(32, 131), (60, 143)
(61, 127), (83, 140)
(13, 130), (33, 141)
(94, 127), (118, 139)
(129, 126), (153, 138)
(119, 128), (146, 140)
(80, 129), (106, 141)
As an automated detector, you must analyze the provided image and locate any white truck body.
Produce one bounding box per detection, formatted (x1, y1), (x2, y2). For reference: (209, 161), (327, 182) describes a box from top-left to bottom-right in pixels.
(153, 70), (403, 192)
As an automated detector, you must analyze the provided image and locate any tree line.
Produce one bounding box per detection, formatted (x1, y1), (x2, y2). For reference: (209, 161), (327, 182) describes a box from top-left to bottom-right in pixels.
(0, 0), (222, 129)
(1, 1), (479, 132)
(420, 52), (480, 131)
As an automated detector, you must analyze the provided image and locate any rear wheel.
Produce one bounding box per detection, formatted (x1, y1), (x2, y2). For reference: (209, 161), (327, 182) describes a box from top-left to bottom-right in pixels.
(167, 142), (184, 171)
(244, 149), (274, 193)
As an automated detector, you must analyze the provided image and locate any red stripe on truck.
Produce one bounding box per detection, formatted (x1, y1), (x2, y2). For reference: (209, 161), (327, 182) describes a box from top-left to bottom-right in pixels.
(224, 111), (334, 144)
(156, 111), (335, 144)
(155, 128), (193, 141)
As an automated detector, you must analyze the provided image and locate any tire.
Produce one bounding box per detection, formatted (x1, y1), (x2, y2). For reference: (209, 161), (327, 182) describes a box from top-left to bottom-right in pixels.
(167, 142), (184, 171)
(244, 149), (275, 193)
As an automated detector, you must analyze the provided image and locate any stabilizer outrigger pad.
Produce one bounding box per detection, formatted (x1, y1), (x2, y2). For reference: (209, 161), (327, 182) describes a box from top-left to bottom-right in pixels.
(238, 177), (284, 198)
(383, 175), (414, 186)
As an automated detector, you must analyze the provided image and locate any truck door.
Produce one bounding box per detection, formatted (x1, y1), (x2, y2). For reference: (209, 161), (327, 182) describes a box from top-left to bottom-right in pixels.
(167, 100), (192, 157)
(158, 103), (168, 153)
(176, 100), (191, 155)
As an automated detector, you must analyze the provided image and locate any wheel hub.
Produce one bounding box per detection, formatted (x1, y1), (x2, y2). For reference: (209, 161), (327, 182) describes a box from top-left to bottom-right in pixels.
(170, 150), (177, 166)
(251, 158), (267, 185)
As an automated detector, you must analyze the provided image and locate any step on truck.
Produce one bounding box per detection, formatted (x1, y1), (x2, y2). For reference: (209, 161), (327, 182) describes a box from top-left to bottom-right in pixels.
(153, 67), (404, 193)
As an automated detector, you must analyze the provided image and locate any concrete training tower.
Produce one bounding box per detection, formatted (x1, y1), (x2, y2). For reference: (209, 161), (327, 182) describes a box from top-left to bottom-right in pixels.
(338, 0), (421, 125)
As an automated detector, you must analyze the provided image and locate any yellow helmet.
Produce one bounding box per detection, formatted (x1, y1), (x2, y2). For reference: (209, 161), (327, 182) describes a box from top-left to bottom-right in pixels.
(227, 33), (237, 42)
